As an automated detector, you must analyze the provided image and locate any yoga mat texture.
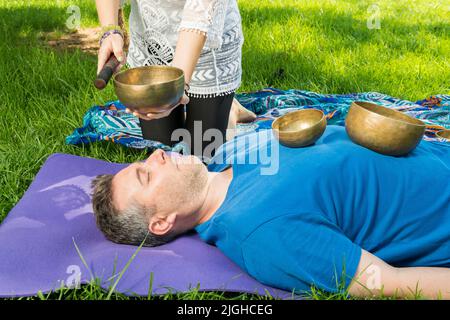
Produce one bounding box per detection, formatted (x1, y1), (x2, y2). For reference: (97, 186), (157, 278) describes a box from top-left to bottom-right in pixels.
(0, 153), (290, 298)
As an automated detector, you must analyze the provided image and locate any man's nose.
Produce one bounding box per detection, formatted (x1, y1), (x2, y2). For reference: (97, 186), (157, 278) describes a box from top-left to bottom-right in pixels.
(145, 149), (165, 166)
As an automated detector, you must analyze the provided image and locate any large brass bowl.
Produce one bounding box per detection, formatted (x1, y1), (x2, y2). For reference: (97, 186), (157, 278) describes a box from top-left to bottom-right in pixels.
(113, 66), (185, 114)
(436, 129), (450, 141)
(345, 101), (425, 156)
(272, 109), (327, 147)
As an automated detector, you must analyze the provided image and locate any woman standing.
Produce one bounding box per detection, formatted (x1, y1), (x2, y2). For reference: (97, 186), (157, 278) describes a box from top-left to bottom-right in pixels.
(95, 0), (246, 162)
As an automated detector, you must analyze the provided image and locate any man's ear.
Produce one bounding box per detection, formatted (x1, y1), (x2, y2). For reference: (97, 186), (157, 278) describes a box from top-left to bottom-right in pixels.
(148, 213), (177, 236)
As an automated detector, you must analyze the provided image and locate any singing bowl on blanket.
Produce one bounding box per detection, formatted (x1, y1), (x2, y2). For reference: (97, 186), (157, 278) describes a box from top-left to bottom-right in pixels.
(345, 101), (426, 156)
(113, 66), (185, 114)
(272, 109), (327, 147)
(436, 129), (450, 141)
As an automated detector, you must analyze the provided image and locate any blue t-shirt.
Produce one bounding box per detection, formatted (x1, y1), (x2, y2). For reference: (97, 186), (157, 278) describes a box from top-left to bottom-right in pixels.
(196, 125), (450, 294)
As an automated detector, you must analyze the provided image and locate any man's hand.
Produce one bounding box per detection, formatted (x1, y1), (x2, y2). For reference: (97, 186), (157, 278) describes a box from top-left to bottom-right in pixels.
(125, 93), (190, 121)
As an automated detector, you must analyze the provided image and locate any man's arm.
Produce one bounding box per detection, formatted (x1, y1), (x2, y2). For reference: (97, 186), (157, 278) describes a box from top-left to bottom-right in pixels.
(348, 249), (450, 299)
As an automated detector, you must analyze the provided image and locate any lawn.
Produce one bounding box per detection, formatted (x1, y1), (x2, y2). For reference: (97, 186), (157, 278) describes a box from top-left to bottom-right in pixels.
(0, 0), (448, 300)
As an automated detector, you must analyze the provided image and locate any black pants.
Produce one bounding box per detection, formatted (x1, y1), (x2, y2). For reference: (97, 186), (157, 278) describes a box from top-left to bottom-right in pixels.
(139, 93), (234, 161)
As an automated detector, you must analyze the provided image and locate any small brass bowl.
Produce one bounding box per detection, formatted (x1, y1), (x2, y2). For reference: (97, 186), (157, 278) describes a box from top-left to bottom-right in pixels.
(436, 129), (450, 141)
(272, 109), (327, 147)
(113, 66), (185, 114)
(345, 101), (426, 156)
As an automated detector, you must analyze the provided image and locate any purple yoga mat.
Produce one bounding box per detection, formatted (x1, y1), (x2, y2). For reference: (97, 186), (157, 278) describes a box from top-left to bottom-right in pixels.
(0, 153), (291, 298)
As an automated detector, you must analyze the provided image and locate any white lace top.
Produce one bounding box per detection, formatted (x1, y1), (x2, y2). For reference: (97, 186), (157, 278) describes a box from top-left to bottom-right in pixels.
(125, 0), (244, 97)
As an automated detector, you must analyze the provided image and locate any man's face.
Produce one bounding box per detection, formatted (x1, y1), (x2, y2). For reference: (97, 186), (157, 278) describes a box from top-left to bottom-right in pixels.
(112, 149), (209, 223)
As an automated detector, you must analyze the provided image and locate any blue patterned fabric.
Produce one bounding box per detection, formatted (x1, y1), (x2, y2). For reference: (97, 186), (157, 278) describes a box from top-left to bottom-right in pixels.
(66, 89), (450, 151)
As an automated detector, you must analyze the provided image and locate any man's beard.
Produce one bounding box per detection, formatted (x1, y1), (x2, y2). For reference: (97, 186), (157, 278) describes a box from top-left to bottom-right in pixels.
(178, 162), (209, 207)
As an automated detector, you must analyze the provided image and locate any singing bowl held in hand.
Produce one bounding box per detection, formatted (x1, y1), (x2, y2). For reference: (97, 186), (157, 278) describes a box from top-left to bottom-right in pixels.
(272, 109), (327, 148)
(345, 101), (426, 156)
(113, 66), (185, 114)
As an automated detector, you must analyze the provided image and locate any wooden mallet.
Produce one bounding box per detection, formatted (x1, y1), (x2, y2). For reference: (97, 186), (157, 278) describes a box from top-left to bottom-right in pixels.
(93, 55), (121, 90)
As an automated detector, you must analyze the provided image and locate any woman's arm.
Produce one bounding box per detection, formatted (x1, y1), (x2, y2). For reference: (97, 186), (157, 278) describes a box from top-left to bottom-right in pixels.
(95, 0), (120, 26)
(95, 0), (125, 74)
(133, 31), (205, 120)
(171, 30), (207, 84)
(348, 249), (450, 299)
(173, 0), (229, 81)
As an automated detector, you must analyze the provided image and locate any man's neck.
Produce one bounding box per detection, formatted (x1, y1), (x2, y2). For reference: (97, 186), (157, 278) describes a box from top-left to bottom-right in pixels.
(195, 166), (233, 226)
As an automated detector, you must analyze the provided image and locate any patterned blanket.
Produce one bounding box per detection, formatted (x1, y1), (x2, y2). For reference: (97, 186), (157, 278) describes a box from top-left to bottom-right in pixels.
(66, 89), (450, 152)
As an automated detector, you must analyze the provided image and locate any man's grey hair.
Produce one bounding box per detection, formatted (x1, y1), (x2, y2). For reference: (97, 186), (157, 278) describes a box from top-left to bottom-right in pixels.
(91, 174), (175, 247)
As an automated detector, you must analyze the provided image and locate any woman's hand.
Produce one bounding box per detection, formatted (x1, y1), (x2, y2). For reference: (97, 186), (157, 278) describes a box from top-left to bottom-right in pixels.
(97, 33), (125, 75)
(125, 93), (190, 121)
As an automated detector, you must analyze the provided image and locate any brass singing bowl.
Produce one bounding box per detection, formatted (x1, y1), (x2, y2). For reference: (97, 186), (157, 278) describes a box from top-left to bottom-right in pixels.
(113, 66), (185, 114)
(272, 109), (327, 147)
(436, 129), (450, 141)
(345, 101), (426, 156)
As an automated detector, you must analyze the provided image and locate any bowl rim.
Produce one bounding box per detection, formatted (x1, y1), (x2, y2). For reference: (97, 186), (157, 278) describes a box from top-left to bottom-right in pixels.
(436, 129), (450, 140)
(113, 65), (184, 87)
(271, 109), (326, 134)
(351, 101), (425, 128)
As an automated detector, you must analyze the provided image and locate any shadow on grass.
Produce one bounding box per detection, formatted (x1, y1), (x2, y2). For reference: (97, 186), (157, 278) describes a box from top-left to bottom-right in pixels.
(0, 2), (100, 39)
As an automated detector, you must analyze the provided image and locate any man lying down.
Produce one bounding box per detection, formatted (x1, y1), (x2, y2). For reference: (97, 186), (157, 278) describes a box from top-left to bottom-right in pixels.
(91, 125), (450, 299)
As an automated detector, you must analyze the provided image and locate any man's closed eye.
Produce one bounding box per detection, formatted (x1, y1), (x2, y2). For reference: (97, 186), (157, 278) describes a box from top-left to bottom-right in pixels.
(136, 167), (150, 186)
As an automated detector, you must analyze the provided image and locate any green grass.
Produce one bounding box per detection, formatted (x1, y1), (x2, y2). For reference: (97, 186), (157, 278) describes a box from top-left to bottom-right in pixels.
(0, 0), (448, 300)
